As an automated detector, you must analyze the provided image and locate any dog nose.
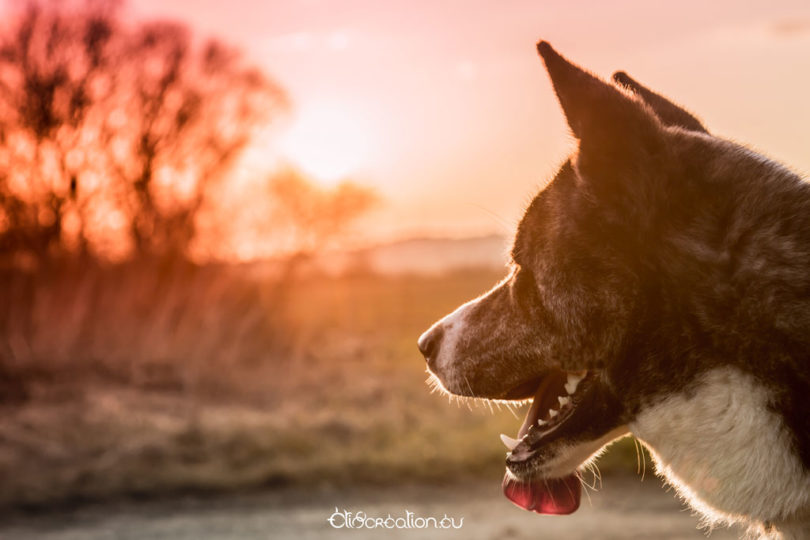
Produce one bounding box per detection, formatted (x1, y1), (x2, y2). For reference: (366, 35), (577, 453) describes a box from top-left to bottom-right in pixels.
(418, 325), (444, 364)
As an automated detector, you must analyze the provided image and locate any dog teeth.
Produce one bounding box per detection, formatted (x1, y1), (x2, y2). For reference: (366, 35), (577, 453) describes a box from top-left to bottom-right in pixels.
(557, 396), (570, 407)
(537, 419), (547, 427)
(500, 433), (521, 451)
(565, 372), (586, 395)
(548, 409), (558, 418)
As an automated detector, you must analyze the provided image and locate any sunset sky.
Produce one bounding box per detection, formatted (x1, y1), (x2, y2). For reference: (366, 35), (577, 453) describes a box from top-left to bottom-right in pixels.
(124, 1), (810, 244)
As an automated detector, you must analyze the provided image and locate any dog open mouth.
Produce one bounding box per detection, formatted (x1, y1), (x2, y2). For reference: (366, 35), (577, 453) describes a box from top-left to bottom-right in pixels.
(499, 368), (591, 515)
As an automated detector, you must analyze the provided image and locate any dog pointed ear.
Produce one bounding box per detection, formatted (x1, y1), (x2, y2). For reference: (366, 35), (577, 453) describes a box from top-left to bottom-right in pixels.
(536, 41), (663, 165)
(612, 71), (708, 133)
(537, 42), (673, 226)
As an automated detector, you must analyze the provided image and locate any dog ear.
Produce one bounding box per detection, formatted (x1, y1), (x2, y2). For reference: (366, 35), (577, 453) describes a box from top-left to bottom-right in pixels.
(536, 42), (663, 188)
(536, 42), (658, 144)
(612, 71), (708, 133)
(537, 42), (675, 228)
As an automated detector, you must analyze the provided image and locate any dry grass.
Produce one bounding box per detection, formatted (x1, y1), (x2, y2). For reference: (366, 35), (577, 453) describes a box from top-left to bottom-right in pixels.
(0, 260), (287, 400)
(0, 263), (646, 509)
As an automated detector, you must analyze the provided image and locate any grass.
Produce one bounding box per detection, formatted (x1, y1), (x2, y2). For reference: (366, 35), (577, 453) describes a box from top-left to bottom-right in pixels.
(0, 264), (649, 509)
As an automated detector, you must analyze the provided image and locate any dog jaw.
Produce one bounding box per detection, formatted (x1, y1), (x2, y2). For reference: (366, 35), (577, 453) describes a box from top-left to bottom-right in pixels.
(505, 371), (628, 479)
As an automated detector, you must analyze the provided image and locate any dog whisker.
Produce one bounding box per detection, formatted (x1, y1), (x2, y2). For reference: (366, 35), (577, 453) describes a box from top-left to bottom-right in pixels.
(574, 470), (596, 509)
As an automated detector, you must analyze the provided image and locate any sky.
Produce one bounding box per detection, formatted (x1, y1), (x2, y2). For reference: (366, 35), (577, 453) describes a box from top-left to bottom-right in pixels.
(125, 1), (810, 246)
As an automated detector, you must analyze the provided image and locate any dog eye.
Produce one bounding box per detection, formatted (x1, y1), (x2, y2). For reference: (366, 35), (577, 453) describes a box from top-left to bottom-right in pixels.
(514, 265), (534, 286)
(511, 265), (539, 310)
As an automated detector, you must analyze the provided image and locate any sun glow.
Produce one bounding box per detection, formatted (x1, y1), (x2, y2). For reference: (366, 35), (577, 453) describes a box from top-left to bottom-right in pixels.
(279, 101), (373, 185)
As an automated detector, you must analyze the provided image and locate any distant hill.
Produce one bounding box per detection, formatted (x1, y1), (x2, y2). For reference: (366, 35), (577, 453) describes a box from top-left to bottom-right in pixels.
(316, 234), (510, 275)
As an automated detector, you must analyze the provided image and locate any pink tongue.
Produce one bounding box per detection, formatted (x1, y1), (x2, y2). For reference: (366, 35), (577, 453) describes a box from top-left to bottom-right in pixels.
(502, 472), (581, 515)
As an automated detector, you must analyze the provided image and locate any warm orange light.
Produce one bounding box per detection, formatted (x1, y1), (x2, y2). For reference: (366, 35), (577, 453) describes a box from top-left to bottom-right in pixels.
(279, 100), (372, 185)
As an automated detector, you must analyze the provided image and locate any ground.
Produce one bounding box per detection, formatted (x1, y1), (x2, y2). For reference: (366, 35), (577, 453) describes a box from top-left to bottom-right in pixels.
(0, 476), (743, 539)
(0, 268), (748, 539)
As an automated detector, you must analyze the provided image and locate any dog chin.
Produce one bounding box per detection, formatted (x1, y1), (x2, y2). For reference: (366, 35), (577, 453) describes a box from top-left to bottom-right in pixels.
(506, 444), (590, 480)
(507, 427), (631, 481)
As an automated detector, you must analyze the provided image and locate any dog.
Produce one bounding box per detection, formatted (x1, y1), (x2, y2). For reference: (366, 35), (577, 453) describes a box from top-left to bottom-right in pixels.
(418, 41), (810, 539)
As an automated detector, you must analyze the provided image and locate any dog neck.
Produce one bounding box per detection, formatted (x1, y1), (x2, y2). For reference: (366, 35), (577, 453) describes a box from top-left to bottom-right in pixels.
(630, 367), (810, 534)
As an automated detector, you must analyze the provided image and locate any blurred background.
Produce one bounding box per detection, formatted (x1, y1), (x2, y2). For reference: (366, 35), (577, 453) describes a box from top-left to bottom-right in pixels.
(0, 1), (808, 538)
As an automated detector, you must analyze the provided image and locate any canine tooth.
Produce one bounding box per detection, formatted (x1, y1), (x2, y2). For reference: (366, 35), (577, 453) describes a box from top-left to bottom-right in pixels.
(565, 372), (585, 395)
(548, 409), (558, 418)
(500, 433), (521, 451)
(558, 396), (570, 407)
(537, 419), (547, 427)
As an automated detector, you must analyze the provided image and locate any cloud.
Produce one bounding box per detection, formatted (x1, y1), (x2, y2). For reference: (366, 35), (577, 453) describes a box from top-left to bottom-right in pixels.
(455, 61), (477, 81)
(327, 30), (351, 51)
(266, 31), (315, 52)
(770, 19), (810, 37)
(265, 29), (353, 53)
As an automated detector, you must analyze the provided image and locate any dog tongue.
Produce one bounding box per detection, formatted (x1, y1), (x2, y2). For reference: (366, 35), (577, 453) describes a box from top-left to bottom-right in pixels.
(502, 472), (581, 515)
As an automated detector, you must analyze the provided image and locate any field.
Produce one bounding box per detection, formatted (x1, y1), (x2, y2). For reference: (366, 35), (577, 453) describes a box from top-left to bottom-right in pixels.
(0, 264), (646, 510)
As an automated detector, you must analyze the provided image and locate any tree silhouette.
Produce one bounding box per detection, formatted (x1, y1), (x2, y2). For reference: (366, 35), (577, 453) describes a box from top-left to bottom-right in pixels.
(0, 1), (286, 264)
(0, 2), (381, 406)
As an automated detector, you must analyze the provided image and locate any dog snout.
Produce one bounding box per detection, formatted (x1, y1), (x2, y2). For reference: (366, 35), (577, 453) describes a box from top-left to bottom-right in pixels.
(417, 325), (444, 367)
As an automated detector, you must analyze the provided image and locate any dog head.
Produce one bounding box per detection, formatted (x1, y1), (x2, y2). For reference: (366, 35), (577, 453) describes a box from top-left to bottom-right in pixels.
(417, 42), (734, 514)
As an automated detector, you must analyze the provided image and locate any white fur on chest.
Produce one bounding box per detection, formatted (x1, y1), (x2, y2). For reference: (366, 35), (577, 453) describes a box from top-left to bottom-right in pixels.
(630, 367), (810, 534)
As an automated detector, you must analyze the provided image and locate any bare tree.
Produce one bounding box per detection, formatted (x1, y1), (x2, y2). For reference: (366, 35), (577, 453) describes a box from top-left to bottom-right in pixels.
(0, 1), (286, 264)
(0, 2), (381, 405)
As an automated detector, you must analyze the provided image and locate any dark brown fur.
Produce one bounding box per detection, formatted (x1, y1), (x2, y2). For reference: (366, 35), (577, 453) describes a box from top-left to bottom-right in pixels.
(419, 42), (810, 471)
